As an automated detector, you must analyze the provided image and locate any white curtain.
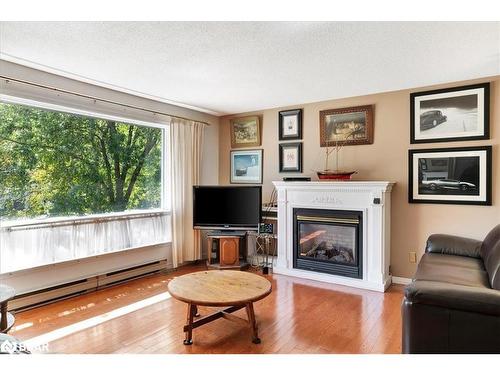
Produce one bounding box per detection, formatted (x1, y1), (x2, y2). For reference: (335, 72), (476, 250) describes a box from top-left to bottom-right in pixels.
(170, 118), (205, 268)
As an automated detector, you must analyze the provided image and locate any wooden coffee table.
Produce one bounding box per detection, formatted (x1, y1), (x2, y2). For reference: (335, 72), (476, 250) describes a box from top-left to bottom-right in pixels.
(168, 270), (272, 345)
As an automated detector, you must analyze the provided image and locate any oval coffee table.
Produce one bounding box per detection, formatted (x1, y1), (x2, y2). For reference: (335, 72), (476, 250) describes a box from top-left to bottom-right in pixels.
(168, 270), (272, 345)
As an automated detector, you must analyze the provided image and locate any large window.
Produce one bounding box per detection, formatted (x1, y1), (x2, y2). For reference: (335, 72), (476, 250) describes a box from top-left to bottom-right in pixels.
(0, 99), (170, 274)
(0, 101), (163, 219)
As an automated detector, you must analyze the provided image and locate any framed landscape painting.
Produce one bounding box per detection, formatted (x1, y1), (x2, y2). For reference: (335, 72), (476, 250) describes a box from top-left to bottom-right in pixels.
(279, 109), (302, 140)
(410, 83), (490, 144)
(320, 105), (374, 147)
(230, 149), (263, 184)
(279, 142), (302, 173)
(408, 146), (491, 205)
(230, 116), (261, 148)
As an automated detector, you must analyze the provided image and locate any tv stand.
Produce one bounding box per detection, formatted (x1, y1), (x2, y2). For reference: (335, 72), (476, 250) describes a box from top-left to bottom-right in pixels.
(206, 232), (249, 270)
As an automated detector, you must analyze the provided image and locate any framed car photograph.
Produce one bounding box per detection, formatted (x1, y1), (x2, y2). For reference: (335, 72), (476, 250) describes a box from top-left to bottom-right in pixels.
(408, 146), (492, 205)
(279, 109), (302, 140)
(230, 116), (261, 148)
(230, 149), (263, 184)
(410, 83), (490, 144)
(279, 142), (302, 173)
(320, 105), (374, 147)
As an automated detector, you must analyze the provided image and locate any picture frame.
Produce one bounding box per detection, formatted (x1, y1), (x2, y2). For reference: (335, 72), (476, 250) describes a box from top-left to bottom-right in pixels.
(408, 146), (492, 206)
(410, 82), (490, 144)
(279, 142), (302, 173)
(230, 116), (261, 148)
(320, 105), (374, 147)
(230, 149), (263, 184)
(279, 109), (302, 140)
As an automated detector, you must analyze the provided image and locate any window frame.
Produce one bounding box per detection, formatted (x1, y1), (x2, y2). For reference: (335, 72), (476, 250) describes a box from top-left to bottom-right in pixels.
(0, 94), (171, 229)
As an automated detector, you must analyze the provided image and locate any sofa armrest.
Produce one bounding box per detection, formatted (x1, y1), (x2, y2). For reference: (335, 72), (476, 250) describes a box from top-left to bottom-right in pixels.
(425, 234), (482, 258)
(405, 280), (500, 316)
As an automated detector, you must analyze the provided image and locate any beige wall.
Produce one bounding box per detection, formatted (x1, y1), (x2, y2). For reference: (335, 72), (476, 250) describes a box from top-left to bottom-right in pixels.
(219, 76), (500, 278)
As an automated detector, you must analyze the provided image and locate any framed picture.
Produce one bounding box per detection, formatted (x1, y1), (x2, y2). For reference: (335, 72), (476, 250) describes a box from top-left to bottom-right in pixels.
(230, 116), (261, 148)
(410, 83), (490, 144)
(408, 146), (491, 205)
(320, 105), (374, 147)
(279, 142), (302, 173)
(230, 149), (263, 184)
(279, 109), (302, 140)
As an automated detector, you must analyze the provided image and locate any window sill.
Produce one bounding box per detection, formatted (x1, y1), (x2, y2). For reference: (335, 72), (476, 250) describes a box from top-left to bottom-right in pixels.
(1, 209), (171, 231)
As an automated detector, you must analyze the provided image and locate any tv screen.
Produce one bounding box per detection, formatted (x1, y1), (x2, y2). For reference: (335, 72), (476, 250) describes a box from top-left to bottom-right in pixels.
(193, 186), (262, 230)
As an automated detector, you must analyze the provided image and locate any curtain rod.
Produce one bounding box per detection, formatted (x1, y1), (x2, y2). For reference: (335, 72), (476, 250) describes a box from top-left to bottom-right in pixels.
(0, 75), (211, 126)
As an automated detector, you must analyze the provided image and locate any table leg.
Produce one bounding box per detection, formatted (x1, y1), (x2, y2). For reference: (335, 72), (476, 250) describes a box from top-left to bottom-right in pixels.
(184, 303), (196, 345)
(0, 303), (6, 331)
(245, 302), (260, 344)
(194, 304), (200, 317)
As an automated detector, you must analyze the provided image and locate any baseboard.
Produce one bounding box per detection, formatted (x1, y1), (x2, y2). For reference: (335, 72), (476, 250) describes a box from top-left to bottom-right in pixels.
(391, 276), (412, 285)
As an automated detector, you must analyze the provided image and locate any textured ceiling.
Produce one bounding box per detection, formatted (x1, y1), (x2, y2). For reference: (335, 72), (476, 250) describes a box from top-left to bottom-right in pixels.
(1, 22), (499, 115)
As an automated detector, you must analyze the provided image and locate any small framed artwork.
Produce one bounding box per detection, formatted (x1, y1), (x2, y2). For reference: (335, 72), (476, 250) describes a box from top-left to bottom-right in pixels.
(279, 109), (302, 140)
(230, 149), (263, 184)
(320, 105), (374, 147)
(230, 116), (261, 148)
(410, 82), (490, 144)
(408, 146), (492, 205)
(279, 142), (302, 173)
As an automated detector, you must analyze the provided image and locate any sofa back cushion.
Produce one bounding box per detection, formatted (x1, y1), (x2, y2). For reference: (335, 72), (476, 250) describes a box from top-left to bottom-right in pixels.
(481, 224), (500, 290)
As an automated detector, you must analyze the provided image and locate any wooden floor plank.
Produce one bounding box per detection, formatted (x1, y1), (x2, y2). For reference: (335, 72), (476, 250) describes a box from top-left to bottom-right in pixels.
(11, 264), (404, 354)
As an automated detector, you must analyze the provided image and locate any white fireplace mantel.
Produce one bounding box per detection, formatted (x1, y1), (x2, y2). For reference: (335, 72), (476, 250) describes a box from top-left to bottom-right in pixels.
(272, 181), (395, 292)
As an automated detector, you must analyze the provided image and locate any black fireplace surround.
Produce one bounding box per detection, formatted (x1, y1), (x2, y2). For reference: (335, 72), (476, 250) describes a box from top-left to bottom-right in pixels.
(293, 208), (363, 279)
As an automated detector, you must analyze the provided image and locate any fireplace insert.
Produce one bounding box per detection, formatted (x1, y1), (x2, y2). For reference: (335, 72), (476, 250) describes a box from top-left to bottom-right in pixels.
(293, 208), (363, 279)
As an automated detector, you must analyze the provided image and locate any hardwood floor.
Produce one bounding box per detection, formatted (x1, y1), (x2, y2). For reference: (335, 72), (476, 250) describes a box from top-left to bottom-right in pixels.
(10, 264), (404, 354)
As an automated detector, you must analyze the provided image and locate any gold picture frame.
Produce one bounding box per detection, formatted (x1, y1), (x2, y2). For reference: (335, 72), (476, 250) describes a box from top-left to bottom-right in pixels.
(230, 116), (261, 148)
(319, 105), (374, 147)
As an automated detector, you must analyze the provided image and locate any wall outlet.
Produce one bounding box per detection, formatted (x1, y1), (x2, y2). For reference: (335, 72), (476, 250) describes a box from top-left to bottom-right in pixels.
(409, 251), (417, 264)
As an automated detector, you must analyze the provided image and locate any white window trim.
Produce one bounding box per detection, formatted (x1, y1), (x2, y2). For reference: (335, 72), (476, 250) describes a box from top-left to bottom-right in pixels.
(0, 94), (171, 227)
(0, 209), (170, 231)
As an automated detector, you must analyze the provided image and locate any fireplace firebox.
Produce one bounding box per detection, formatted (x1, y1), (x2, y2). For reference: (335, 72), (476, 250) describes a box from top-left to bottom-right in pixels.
(293, 208), (363, 279)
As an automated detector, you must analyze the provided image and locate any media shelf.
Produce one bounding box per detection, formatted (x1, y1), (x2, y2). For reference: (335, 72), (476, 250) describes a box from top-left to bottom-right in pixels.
(206, 232), (249, 270)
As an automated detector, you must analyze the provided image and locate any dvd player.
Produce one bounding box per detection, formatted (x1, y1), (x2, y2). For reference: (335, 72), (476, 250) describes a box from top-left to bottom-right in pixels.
(282, 177), (311, 181)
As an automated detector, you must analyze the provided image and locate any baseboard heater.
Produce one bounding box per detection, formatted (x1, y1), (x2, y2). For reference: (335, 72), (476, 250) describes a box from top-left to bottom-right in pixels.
(9, 260), (168, 311)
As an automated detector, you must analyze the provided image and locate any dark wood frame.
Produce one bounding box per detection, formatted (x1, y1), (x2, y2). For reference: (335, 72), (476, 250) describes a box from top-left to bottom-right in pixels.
(279, 142), (302, 173)
(410, 82), (490, 144)
(230, 149), (263, 184)
(408, 146), (492, 206)
(279, 109), (302, 140)
(230, 116), (261, 148)
(320, 105), (374, 147)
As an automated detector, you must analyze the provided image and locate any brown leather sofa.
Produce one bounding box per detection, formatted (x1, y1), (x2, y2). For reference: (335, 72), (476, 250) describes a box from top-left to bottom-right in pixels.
(402, 224), (500, 353)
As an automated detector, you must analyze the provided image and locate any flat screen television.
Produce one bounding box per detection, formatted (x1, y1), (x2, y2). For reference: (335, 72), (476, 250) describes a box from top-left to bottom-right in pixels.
(193, 185), (262, 230)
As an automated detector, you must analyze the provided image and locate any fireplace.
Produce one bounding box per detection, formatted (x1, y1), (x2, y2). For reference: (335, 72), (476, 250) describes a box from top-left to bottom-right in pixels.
(293, 208), (362, 279)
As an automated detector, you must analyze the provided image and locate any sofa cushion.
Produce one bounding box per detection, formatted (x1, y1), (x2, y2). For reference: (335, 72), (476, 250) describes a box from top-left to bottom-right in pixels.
(404, 280), (500, 316)
(426, 234), (482, 258)
(481, 224), (500, 290)
(414, 253), (490, 288)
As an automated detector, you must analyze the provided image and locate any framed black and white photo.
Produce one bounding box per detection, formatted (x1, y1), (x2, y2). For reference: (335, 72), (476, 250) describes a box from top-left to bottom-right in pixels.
(279, 109), (302, 140)
(410, 83), (490, 144)
(279, 142), (302, 173)
(230, 149), (263, 184)
(408, 146), (491, 205)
